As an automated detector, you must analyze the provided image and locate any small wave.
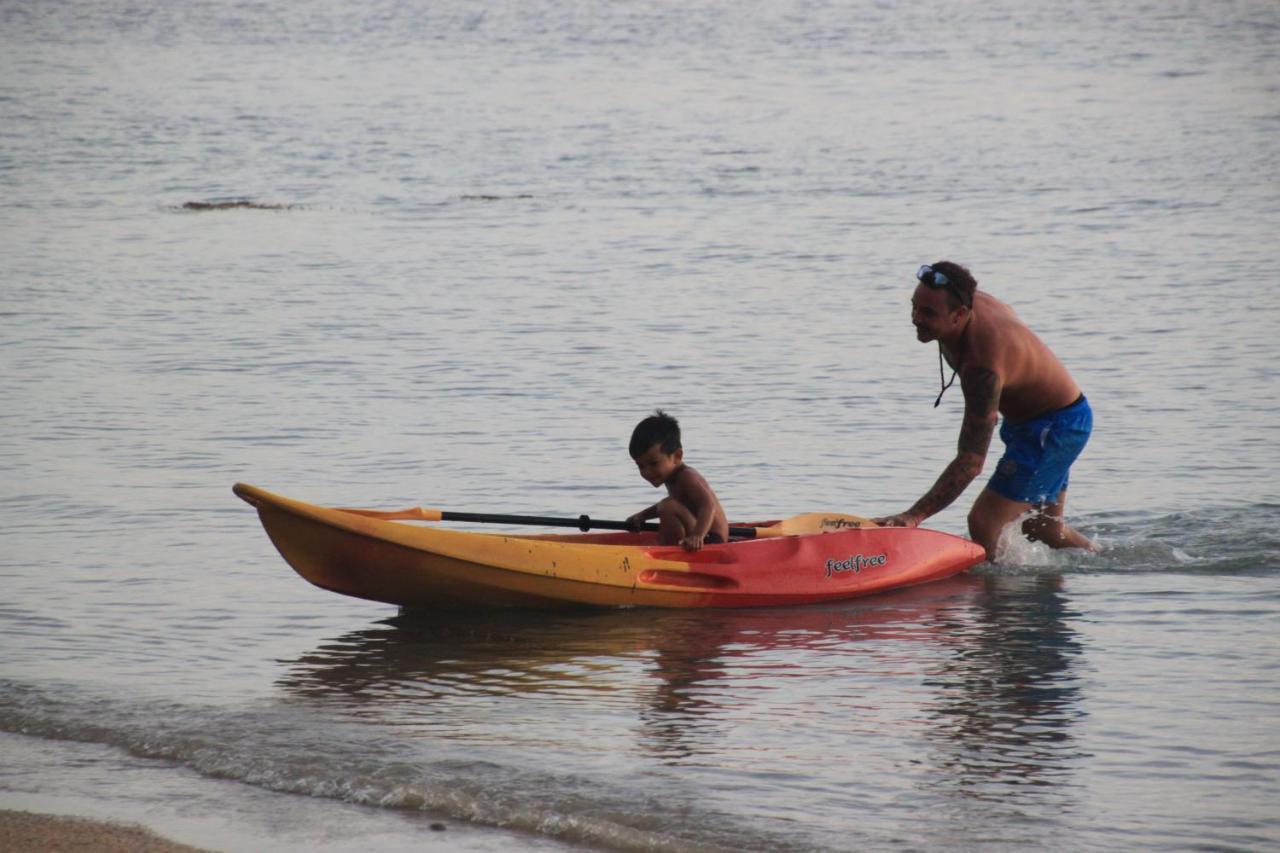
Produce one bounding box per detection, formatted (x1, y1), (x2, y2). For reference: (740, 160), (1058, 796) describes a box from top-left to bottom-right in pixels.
(0, 680), (774, 853)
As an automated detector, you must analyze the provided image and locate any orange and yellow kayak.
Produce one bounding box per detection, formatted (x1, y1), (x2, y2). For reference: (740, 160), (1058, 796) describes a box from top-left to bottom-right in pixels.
(234, 483), (986, 609)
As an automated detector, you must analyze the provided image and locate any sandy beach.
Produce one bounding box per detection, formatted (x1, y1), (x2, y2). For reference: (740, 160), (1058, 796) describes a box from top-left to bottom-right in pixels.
(0, 809), (211, 853)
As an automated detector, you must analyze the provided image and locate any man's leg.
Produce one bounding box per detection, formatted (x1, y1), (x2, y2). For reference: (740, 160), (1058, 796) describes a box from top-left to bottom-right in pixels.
(1021, 490), (1098, 551)
(967, 487), (1031, 560)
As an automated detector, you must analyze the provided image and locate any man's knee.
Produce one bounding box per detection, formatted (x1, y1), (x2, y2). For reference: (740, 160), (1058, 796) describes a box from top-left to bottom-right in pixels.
(967, 497), (997, 536)
(968, 491), (1029, 560)
(966, 507), (999, 559)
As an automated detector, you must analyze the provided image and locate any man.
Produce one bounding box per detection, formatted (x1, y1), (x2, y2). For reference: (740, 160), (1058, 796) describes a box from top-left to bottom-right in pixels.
(874, 261), (1096, 559)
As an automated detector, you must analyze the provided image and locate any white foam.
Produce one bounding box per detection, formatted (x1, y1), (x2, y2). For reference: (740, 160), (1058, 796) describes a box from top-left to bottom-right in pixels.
(992, 511), (1099, 568)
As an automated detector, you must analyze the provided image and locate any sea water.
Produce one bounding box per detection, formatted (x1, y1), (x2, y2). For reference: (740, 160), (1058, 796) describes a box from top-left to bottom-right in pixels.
(2, 1), (1278, 850)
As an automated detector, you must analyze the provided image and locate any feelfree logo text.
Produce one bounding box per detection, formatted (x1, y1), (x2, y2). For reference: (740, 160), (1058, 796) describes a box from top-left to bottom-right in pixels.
(825, 553), (888, 577)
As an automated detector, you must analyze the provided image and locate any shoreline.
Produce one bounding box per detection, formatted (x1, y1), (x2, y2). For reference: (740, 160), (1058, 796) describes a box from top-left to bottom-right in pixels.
(0, 809), (212, 852)
(1, 729), (568, 852)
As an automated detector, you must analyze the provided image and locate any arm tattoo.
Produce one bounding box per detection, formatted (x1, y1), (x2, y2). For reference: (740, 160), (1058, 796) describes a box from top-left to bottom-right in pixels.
(911, 458), (980, 520)
(908, 367), (1000, 521)
(957, 366), (999, 456)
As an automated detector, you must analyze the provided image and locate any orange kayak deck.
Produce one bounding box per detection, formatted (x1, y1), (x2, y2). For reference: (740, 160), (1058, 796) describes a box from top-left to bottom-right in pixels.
(234, 483), (987, 609)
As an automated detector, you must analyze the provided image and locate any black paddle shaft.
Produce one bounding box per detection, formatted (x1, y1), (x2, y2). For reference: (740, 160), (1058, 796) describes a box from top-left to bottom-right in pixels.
(438, 510), (755, 538)
(439, 510), (638, 532)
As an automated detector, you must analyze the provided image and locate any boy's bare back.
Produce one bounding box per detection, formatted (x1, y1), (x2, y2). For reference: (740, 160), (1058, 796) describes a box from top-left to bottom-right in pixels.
(666, 464), (729, 544)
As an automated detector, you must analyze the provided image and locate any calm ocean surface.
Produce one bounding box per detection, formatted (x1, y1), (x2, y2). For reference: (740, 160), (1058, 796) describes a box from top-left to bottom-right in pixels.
(2, 1), (1278, 850)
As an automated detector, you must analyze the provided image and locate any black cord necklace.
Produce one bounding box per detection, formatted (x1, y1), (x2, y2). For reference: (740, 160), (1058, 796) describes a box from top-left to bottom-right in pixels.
(933, 315), (973, 408)
(934, 347), (956, 408)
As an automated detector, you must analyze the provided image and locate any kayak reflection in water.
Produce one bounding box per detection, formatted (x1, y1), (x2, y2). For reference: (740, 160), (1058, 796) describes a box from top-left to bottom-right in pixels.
(626, 410), (730, 551)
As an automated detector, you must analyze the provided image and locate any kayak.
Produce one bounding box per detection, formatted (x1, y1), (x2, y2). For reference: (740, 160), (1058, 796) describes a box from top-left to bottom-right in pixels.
(234, 483), (986, 609)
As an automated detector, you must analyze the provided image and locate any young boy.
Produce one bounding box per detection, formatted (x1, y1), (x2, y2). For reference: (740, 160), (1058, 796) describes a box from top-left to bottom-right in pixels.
(626, 410), (729, 550)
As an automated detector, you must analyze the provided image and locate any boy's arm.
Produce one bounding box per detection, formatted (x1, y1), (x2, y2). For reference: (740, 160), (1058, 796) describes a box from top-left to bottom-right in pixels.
(678, 471), (720, 539)
(626, 502), (659, 531)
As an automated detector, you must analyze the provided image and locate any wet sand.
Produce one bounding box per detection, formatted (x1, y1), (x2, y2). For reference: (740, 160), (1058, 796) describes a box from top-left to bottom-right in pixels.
(0, 809), (211, 853)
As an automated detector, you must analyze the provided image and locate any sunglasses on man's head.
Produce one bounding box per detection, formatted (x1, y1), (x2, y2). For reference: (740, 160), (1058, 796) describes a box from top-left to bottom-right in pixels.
(917, 264), (971, 307)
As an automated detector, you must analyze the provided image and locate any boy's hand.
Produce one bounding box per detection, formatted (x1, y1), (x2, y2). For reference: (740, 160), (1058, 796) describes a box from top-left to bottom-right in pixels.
(625, 513), (646, 532)
(681, 534), (704, 551)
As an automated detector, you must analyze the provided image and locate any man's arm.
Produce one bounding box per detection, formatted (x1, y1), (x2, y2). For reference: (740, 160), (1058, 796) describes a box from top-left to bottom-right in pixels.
(879, 366), (1000, 526)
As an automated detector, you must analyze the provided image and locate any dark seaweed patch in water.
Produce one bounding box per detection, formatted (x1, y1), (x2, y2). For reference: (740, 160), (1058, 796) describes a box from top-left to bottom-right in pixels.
(457, 194), (534, 201)
(178, 200), (296, 211)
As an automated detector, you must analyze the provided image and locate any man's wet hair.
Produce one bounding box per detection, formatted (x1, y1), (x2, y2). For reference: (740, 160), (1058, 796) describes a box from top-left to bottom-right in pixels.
(931, 261), (978, 309)
(630, 409), (682, 458)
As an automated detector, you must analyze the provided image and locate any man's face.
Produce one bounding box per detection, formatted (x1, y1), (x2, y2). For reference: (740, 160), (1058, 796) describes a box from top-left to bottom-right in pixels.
(910, 282), (961, 342)
(633, 444), (683, 487)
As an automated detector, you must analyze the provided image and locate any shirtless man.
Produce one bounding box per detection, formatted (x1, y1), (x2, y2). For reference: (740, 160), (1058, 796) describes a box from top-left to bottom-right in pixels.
(874, 262), (1096, 559)
(626, 410), (729, 550)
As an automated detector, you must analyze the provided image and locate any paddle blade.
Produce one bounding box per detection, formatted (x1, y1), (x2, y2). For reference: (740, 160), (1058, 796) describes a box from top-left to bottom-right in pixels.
(338, 506), (445, 522)
(752, 512), (878, 537)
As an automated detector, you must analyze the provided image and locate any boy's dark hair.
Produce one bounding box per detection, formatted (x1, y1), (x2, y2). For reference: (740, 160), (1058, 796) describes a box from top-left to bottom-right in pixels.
(630, 410), (682, 457)
(931, 261), (978, 309)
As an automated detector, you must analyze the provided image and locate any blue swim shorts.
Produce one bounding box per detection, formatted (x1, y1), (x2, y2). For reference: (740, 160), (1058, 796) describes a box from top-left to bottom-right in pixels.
(987, 395), (1092, 505)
